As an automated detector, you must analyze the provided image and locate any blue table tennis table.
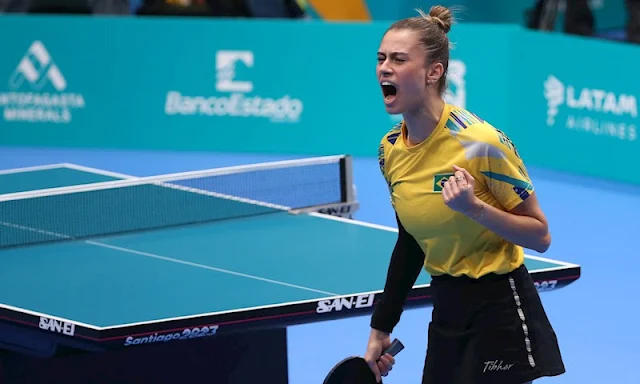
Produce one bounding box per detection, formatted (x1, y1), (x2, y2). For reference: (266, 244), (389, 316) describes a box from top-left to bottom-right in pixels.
(0, 156), (581, 383)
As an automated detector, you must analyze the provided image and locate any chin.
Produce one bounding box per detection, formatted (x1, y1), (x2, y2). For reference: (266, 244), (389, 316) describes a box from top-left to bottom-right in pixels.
(384, 103), (404, 116)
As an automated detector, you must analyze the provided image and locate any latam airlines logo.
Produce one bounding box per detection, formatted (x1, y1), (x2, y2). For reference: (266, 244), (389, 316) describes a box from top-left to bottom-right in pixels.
(0, 41), (85, 124)
(543, 74), (637, 141)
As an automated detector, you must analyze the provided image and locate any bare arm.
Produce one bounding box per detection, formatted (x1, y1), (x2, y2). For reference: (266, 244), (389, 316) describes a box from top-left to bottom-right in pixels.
(443, 165), (551, 254)
(466, 191), (551, 253)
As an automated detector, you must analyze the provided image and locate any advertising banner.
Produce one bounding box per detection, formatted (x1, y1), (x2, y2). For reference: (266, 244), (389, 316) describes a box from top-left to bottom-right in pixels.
(0, 16), (638, 184)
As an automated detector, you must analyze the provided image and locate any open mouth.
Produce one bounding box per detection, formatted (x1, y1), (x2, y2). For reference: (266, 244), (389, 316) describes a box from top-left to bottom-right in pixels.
(381, 81), (397, 102)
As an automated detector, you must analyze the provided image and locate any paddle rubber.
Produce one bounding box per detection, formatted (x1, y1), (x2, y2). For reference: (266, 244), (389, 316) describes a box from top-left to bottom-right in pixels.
(323, 338), (405, 384)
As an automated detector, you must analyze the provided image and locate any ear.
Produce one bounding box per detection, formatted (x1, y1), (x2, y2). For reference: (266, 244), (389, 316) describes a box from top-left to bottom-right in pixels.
(426, 62), (444, 86)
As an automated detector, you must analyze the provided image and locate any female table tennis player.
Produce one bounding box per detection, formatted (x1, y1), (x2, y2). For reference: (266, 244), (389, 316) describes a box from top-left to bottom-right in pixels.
(364, 5), (566, 384)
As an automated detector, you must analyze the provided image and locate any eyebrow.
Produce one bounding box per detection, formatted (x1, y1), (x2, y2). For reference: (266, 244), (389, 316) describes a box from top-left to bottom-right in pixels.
(377, 51), (409, 57)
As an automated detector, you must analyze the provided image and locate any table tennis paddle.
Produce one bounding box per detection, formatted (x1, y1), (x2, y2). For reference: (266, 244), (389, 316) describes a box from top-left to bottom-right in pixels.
(322, 338), (404, 384)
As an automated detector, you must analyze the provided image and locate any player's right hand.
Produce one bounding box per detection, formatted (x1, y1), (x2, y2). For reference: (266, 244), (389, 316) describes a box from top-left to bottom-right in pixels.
(364, 329), (395, 383)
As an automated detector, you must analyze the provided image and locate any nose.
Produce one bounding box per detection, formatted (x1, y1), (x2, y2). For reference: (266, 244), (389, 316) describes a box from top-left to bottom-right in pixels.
(378, 60), (393, 77)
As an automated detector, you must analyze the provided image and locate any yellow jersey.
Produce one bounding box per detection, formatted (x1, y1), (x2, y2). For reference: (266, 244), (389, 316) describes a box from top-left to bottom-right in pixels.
(378, 103), (535, 279)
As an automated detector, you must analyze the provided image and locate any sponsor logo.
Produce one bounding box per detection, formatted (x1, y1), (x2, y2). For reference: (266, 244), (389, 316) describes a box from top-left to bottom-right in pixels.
(534, 279), (558, 292)
(124, 325), (219, 346)
(165, 50), (303, 123)
(216, 50), (254, 93)
(544, 75), (637, 141)
(483, 360), (514, 373)
(315, 202), (358, 218)
(1, 41), (85, 124)
(39, 316), (75, 336)
(316, 293), (375, 314)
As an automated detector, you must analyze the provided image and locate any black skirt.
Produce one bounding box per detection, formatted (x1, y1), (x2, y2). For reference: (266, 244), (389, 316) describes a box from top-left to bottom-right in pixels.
(421, 263), (566, 384)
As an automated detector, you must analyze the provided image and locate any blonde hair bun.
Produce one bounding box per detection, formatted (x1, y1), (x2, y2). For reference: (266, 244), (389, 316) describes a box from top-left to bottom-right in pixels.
(416, 5), (454, 33)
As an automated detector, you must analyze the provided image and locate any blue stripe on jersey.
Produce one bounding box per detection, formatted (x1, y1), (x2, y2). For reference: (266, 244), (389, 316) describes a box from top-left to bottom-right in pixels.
(446, 118), (463, 132)
(387, 131), (401, 144)
(457, 111), (472, 127)
(460, 109), (483, 126)
(446, 108), (484, 132)
(481, 171), (534, 191)
(378, 144), (385, 175)
(386, 122), (403, 145)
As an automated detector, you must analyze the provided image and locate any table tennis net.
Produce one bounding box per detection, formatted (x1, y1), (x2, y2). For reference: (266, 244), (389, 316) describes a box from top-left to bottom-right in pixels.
(0, 155), (355, 249)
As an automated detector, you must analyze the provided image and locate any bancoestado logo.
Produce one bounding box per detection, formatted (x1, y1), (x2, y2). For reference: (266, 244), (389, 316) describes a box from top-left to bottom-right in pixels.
(544, 74), (637, 141)
(165, 50), (303, 123)
(316, 293), (375, 314)
(0, 41), (85, 124)
(123, 325), (219, 347)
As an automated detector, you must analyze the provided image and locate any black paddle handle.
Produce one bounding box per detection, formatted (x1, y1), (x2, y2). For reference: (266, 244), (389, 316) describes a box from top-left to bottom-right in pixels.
(381, 338), (404, 357)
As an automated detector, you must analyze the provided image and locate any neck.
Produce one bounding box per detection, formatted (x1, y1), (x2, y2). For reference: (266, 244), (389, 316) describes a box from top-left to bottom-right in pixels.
(403, 96), (445, 146)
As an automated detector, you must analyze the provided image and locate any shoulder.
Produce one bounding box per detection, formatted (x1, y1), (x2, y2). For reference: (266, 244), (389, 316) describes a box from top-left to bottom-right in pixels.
(378, 121), (403, 159)
(449, 107), (521, 162)
(380, 121), (403, 147)
(448, 106), (497, 142)
(378, 121), (403, 173)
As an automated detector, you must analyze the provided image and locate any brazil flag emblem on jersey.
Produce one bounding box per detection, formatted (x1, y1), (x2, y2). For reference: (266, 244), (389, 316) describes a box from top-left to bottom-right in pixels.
(433, 173), (454, 192)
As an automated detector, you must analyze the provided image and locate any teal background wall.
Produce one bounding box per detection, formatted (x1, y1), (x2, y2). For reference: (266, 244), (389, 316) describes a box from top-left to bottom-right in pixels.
(0, 15), (638, 185)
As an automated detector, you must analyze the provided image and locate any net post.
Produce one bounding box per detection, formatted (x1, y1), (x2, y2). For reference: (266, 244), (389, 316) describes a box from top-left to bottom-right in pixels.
(340, 155), (355, 203)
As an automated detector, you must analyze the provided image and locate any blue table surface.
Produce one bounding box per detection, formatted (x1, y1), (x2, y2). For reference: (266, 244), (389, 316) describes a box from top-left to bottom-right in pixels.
(0, 165), (570, 328)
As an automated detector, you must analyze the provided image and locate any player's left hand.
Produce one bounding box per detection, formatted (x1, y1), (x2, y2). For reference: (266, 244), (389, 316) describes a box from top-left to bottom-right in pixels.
(442, 165), (480, 214)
